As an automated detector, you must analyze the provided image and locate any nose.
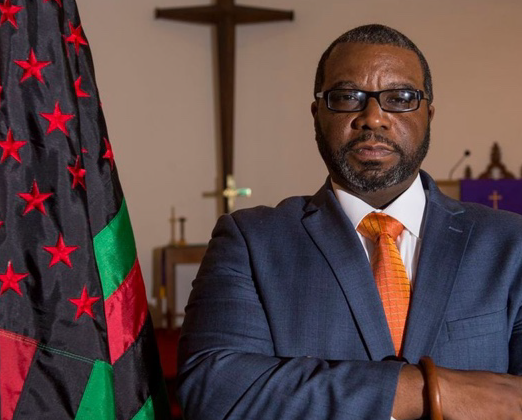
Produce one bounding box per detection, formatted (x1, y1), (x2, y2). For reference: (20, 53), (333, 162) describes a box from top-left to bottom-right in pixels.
(351, 97), (391, 131)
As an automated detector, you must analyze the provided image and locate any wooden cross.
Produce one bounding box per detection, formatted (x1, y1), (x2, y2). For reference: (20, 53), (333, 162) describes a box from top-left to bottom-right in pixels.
(155, 0), (294, 213)
(488, 190), (503, 209)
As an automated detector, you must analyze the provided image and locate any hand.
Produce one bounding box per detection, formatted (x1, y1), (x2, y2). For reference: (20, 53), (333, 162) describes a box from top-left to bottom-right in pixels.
(438, 367), (522, 420)
(393, 365), (522, 420)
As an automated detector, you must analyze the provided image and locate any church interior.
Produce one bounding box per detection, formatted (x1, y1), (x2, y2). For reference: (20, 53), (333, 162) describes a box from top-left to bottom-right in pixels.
(77, 0), (522, 416)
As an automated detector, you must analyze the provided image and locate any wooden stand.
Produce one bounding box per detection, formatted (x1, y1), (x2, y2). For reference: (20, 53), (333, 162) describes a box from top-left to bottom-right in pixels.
(151, 244), (207, 328)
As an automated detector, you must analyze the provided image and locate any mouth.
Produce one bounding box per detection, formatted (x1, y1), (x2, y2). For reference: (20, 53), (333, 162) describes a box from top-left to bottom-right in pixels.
(349, 143), (397, 161)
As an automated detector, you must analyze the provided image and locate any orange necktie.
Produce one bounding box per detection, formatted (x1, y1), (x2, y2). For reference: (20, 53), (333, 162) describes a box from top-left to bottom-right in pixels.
(357, 213), (411, 355)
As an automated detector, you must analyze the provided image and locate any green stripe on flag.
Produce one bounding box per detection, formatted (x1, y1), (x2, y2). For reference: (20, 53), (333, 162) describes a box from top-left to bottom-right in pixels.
(75, 360), (115, 420)
(131, 386), (171, 420)
(93, 199), (137, 299)
(131, 396), (154, 420)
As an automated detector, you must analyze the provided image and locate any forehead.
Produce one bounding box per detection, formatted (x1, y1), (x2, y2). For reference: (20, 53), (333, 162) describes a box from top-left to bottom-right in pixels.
(323, 42), (424, 90)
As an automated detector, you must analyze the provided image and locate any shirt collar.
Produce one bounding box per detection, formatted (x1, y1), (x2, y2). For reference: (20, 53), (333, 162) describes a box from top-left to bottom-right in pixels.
(332, 174), (426, 238)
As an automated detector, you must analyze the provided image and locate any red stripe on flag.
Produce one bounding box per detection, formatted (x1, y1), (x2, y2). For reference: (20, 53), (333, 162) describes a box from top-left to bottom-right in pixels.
(104, 259), (148, 364)
(0, 330), (38, 420)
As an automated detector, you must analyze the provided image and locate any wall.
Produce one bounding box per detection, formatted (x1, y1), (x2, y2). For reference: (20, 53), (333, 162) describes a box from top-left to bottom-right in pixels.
(77, 0), (522, 298)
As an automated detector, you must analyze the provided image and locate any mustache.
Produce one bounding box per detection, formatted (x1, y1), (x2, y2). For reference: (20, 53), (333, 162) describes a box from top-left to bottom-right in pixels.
(345, 133), (404, 155)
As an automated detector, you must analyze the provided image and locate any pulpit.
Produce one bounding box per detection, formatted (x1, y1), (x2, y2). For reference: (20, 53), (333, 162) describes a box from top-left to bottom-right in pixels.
(437, 143), (522, 214)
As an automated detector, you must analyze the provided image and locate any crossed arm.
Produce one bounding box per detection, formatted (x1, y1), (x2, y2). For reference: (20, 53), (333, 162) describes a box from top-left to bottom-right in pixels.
(176, 214), (522, 420)
(394, 362), (522, 419)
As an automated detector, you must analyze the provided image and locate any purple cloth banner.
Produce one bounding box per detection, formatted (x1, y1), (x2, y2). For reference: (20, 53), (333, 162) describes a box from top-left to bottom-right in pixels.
(460, 179), (522, 214)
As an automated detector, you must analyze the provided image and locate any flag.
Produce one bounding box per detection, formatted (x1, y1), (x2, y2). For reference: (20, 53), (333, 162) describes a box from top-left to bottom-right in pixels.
(461, 179), (522, 214)
(0, 0), (170, 418)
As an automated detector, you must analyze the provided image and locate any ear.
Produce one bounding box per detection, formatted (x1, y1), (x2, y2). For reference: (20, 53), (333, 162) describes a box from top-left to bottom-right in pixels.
(428, 104), (435, 122)
(311, 101), (318, 119)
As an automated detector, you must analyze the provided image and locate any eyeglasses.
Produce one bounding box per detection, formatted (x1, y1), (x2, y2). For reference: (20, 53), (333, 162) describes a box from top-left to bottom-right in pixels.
(315, 88), (428, 113)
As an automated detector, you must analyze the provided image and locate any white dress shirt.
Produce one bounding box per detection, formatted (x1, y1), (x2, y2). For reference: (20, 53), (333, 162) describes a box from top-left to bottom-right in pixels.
(332, 174), (426, 284)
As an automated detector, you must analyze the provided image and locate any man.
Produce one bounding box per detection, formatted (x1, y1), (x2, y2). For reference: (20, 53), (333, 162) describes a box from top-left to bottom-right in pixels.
(177, 24), (522, 419)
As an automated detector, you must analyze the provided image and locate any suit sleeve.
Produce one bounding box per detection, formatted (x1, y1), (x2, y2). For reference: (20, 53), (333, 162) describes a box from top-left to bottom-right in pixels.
(176, 213), (404, 420)
(509, 296), (522, 375)
(508, 241), (522, 375)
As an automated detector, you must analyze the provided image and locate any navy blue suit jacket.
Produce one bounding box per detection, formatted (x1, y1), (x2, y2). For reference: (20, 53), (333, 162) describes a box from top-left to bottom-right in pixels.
(177, 172), (522, 420)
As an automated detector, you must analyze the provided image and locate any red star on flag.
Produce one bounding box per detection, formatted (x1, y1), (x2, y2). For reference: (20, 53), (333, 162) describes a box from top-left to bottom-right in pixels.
(0, 128), (27, 163)
(69, 286), (100, 320)
(43, 0), (62, 7)
(102, 137), (115, 169)
(40, 101), (75, 135)
(14, 49), (51, 83)
(18, 180), (53, 216)
(68, 156), (86, 189)
(0, 261), (28, 296)
(43, 233), (78, 268)
(64, 21), (88, 55)
(0, 0), (23, 29)
(74, 76), (90, 98)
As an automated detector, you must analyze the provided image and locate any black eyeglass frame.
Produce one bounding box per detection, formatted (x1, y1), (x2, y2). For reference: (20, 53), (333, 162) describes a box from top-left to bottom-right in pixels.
(315, 88), (429, 113)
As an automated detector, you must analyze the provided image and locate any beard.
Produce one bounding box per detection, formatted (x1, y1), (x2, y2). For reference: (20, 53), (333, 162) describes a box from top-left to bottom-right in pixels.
(315, 120), (430, 193)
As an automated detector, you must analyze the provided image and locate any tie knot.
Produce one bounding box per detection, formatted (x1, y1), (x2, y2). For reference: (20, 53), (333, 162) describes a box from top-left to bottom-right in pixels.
(357, 213), (404, 242)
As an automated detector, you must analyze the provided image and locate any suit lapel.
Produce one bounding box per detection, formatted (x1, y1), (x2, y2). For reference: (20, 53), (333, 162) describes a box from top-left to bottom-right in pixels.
(302, 183), (396, 360)
(302, 174), (473, 362)
(402, 174), (474, 362)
